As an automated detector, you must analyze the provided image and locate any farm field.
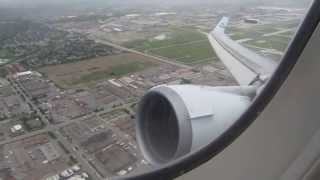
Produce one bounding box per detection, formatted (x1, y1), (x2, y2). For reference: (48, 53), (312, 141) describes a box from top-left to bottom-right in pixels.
(38, 52), (158, 89)
(124, 28), (218, 65)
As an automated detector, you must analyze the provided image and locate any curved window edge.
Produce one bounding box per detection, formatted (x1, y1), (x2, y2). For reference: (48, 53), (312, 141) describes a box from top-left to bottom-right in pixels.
(121, 1), (320, 180)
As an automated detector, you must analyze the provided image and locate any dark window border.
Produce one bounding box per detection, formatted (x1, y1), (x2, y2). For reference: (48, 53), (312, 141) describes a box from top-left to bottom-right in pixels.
(122, 1), (320, 179)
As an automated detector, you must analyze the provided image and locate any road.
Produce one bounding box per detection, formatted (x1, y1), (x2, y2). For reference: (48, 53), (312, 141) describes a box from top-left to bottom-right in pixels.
(0, 107), (124, 146)
(3, 33), (195, 180)
(7, 78), (104, 180)
(4, 77), (144, 179)
(55, 131), (105, 180)
(145, 39), (208, 51)
(262, 28), (296, 37)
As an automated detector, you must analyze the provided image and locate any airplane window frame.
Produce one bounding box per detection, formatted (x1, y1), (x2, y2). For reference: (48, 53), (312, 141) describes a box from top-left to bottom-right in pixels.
(121, 1), (320, 179)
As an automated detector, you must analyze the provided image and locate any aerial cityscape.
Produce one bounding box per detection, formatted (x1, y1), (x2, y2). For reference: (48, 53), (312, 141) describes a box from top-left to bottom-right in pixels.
(0, 0), (308, 179)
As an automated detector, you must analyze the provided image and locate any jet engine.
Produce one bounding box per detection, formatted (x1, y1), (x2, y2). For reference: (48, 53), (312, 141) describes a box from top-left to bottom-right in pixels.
(135, 85), (256, 165)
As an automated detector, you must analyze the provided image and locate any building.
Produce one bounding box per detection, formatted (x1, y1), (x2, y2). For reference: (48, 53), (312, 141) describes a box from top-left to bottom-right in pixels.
(10, 124), (23, 133)
(39, 143), (61, 162)
(244, 18), (259, 24)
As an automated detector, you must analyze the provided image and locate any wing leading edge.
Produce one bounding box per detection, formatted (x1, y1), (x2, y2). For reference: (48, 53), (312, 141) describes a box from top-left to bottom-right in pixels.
(208, 17), (278, 85)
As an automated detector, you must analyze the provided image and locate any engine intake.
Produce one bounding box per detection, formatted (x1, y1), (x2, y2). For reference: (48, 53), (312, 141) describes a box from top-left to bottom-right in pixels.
(136, 85), (255, 165)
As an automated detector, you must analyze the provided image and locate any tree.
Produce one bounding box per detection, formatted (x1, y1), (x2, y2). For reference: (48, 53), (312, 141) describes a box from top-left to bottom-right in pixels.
(180, 78), (192, 84)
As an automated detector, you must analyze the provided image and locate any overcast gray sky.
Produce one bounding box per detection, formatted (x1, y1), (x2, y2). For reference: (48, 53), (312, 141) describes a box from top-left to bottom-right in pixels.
(0, 0), (311, 8)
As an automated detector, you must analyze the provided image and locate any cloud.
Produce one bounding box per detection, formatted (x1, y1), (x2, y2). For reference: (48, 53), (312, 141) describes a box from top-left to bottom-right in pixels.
(0, 0), (311, 8)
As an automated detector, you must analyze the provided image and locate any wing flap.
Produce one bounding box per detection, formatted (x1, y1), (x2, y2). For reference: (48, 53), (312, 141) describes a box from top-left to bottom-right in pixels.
(208, 17), (278, 85)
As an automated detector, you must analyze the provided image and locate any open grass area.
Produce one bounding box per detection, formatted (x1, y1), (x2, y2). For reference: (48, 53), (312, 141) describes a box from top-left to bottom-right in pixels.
(279, 30), (297, 37)
(278, 19), (301, 29)
(245, 40), (288, 52)
(149, 41), (217, 64)
(0, 67), (8, 77)
(227, 26), (279, 39)
(0, 49), (13, 58)
(227, 19), (300, 41)
(124, 28), (208, 51)
(227, 19), (299, 54)
(38, 52), (158, 89)
(244, 35), (292, 52)
(0, 49), (14, 66)
(124, 28), (217, 65)
(227, 26), (265, 40)
(71, 61), (153, 85)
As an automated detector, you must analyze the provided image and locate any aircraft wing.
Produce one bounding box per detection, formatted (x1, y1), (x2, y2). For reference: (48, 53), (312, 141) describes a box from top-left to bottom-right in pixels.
(208, 17), (278, 85)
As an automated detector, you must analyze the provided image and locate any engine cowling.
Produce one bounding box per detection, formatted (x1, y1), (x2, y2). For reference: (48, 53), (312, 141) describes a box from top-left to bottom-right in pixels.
(136, 85), (256, 165)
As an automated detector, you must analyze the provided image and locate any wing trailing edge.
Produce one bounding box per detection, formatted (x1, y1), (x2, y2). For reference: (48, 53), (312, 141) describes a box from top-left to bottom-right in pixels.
(208, 17), (278, 85)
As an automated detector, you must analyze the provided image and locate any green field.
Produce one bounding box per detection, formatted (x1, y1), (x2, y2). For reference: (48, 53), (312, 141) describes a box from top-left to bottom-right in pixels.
(38, 53), (158, 89)
(279, 30), (296, 37)
(227, 26), (281, 40)
(125, 28), (207, 50)
(0, 68), (8, 77)
(70, 61), (153, 85)
(244, 35), (292, 52)
(226, 20), (299, 53)
(0, 49), (13, 58)
(124, 28), (218, 65)
(149, 41), (217, 64)
(227, 19), (299, 41)
(279, 19), (301, 29)
(227, 26), (265, 40)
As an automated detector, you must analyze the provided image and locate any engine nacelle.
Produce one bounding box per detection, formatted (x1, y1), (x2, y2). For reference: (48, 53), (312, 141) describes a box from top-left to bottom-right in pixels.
(136, 85), (256, 166)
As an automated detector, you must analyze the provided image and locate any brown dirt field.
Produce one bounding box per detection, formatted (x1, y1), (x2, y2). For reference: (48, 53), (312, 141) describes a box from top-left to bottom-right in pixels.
(37, 52), (159, 89)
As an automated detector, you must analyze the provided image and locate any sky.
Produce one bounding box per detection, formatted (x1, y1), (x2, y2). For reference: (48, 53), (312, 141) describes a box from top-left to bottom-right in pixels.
(0, 0), (311, 7)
